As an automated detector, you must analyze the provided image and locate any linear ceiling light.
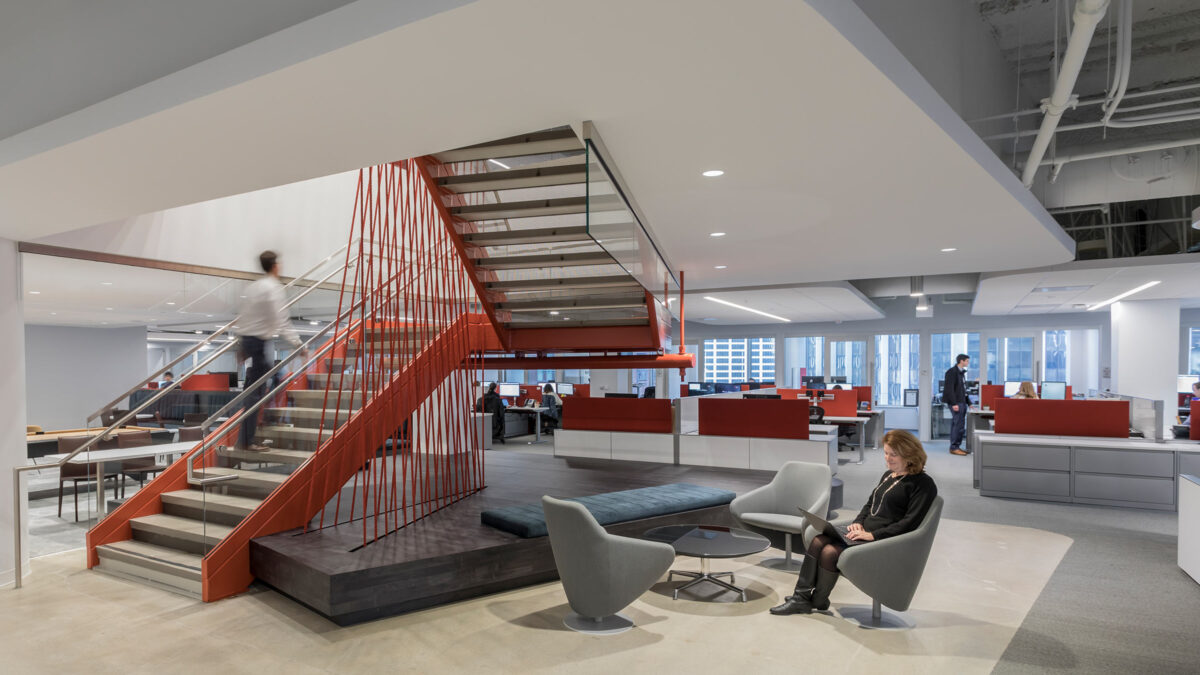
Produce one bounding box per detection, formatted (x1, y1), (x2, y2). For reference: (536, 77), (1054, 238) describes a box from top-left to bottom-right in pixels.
(1086, 281), (1161, 311)
(703, 295), (790, 322)
(909, 276), (925, 297)
(487, 159), (510, 169)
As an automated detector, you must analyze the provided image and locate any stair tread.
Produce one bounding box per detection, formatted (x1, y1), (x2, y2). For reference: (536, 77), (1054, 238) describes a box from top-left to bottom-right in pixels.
(265, 406), (354, 417)
(197, 467), (289, 484)
(221, 447), (313, 464)
(131, 513), (235, 540)
(99, 540), (204, 572)
(161, 489), (264, 511)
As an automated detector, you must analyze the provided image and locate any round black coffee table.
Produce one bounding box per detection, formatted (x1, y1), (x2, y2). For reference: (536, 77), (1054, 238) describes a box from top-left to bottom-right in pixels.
(644, 525), (770, 602)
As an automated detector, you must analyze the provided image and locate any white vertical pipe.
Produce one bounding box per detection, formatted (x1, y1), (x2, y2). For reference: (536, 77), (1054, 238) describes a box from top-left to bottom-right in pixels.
(1022, 0), (1112, 187)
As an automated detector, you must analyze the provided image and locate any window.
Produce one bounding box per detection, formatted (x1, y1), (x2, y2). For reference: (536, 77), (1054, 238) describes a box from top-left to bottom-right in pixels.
(1190, 328), (1200, 375)
(703, 337), (775, 383)
(1043, 330), (1068, 383)
(561, 369), (589, 384)
(875, 334), (919, 406)
(987, 337), (1034, 384)
(632, 369), (656, 394)
(783, 336), (824, 387)
(829, 340), (867, 386)
(931, 332), (979, 399)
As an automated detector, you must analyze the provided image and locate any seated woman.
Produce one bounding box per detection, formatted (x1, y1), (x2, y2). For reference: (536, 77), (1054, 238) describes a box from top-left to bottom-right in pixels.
(542, 384), (564, 430)
(771, 429), (937, 615)
(1011, 381), (1039, 399)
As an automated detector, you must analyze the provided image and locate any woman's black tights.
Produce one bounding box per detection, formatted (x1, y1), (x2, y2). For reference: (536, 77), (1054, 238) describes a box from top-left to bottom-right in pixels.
(807, 534), (845, 572)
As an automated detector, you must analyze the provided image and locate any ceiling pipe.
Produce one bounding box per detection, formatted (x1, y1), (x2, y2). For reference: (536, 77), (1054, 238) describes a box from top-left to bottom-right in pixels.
(1032, 136), (1200, 167)
(1021, 0), (1111, 188)
(971, 82), (1200, 125)
(1100, 0), (1133, 127)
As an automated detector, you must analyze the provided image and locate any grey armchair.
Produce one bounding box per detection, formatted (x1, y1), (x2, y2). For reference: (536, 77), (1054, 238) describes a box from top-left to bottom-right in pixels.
(834, 495), (944, 629)
(542, 496), (676, 634)
(729, 461), (831, 571)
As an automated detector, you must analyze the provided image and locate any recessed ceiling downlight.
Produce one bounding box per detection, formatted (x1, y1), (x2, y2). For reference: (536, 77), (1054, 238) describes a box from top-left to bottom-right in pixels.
(710, 232), (726, 237)
(714, 265), (727, 269)
(940, 248), (957, 252)
(702, 170), (724, 177)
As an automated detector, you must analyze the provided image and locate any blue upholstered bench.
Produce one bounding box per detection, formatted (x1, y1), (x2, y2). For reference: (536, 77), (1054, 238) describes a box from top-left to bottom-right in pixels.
(481, 483), (737, 538)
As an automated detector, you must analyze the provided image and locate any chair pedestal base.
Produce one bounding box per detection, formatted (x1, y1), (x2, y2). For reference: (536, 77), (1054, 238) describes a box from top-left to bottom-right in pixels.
(760, 556), (804, 572)
(563, 612), (634, 635)
(839, 600), (914, 630)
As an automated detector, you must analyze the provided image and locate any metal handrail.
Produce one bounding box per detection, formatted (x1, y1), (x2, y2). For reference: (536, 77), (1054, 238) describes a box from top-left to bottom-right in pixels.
(11, 247), (360, 589)
(88, 241), (359, 422)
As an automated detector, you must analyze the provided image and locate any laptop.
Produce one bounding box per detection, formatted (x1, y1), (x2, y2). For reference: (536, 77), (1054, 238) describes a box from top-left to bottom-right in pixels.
(797, 507), (868, 547)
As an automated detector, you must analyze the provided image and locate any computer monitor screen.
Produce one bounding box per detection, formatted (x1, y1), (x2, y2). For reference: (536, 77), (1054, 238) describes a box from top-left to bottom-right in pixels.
(499, 383), (520, 397)
(829, 376), (847, 384)
(744, 393), (781, 399)
(830, 383), (853, 391)
(714, 383), (741, 394)
(1003, 382), (1020, 397)
(604, 393), (638, 398)
(1041, 382), (1066, 400)
(802, 376), (824, 387)
(1179, 375), (1199, 393)
(808, 382), (826, 390)
(557, 383), (574, 395)
(688, 382), (702, 392)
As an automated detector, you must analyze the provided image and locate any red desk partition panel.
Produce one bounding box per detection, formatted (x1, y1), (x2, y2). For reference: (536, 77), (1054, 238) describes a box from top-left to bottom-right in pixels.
(993, 399), (1128, 438)
(1191, 401), (1199, 441)
(853, 386), (872, 409)
(562, 397), (673, 433)
(776, 388), (804, 399)
(979, 384), (1003, 410)
(698, 398), (809, 439)
(179, 374), (229, 391)
(818, 391), (858, 417)
(518, 385), (543, 404)
(572, 384), (590, 398)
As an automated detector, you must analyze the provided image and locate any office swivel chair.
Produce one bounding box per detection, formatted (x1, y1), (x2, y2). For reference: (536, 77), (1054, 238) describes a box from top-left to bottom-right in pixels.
(809, 405), (825, 425)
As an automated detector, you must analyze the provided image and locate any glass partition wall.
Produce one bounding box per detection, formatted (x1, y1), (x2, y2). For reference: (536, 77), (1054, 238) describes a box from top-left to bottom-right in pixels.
(874, 334), (919, 406)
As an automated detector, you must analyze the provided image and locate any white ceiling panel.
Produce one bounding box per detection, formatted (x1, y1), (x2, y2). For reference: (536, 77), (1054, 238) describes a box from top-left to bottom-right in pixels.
(685, 283), (884, 326)
(974, 254), (1200, 315)
(0, 0), (1072, 291)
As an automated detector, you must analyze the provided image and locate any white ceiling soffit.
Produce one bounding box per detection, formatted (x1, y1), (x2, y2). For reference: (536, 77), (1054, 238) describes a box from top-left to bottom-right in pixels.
(684, 282), (884, 326)
(0, 0), (1072, 290)
(20, 253), (342, 328)
(972, 253), (1200, 315)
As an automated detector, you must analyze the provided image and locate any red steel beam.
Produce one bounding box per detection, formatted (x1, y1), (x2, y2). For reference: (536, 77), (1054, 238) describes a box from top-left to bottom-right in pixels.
(477, 353), (695, 370)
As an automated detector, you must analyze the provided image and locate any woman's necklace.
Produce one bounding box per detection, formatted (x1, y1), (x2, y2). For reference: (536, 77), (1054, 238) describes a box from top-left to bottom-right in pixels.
(869, 474), (905, 517)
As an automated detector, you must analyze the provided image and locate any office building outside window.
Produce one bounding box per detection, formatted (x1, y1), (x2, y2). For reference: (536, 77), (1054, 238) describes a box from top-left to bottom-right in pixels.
(1190, 328), (1200, 375)
(830, 340), (867, 386)
(987, 337), (1034, 384)
(784, 336), (824, 387)
(875, 334), (919, 406)
(1043, 330), (1068, 383)
(703, 337), (775, 383)
(932, 333), (980, 399)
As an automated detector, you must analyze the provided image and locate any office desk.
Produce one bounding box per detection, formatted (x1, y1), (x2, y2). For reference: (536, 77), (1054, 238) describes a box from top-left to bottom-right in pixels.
(25, 426), (175, 460)
(35, 441), (194, 516)
(966, 409), (994, 455)
(506, 406), (550, 444)
(857, 409), (885, 449)
(825, 416), (867, 464)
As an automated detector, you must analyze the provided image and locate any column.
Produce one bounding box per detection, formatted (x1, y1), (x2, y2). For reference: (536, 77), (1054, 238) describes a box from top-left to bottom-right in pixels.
(1111, 299), (1180, 419)
(589, 370), (618, 397)
(0, 238), (28, 585)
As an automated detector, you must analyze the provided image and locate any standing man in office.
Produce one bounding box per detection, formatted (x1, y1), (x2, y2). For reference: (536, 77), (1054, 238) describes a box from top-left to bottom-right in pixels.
(943, 354), (970, 456)
(236, 251), (304, 451)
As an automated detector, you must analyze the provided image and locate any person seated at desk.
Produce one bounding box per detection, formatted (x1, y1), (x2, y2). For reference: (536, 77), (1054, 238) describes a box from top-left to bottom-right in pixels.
(474, 382), (506, 445)
(641, 386), (656, 399)
(1184, 381), (1200, 426)
(771, 430), (938, 616)
(159, 372), (175, 388)
(1011, 381), (1038, 399)
(541, 384), (563, 431)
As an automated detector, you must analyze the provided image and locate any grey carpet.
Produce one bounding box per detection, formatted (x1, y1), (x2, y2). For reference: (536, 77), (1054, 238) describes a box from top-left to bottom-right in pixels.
(834, 439), (1200, 674)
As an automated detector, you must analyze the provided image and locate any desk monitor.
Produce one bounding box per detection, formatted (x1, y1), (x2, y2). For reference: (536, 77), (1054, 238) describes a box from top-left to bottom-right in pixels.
(499, 383), (520, 397)
(1003, 381), (1020, 397)
(744, 393), (781, 399)
(714, 383), (740, 394)
(829, 376), (847, 384)
(557, 382), (574, 395)
(829, 383), (853, 391)
(605, 393), (638, 398)
(1179, 375), (1200, 393)
(1041, 382), (1066, 400)
(802, 375), (824, 387)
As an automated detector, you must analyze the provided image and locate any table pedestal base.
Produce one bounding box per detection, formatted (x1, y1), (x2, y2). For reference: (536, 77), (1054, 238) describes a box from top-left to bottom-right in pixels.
(668, 558), (747, 602)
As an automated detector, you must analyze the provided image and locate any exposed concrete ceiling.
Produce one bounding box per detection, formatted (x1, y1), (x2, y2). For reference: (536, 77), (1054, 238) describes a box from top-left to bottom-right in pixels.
(0, 0), (1074, 293)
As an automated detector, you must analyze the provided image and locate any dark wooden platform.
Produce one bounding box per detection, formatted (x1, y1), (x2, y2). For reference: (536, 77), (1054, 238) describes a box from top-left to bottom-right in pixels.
(250, 451), (774, 625)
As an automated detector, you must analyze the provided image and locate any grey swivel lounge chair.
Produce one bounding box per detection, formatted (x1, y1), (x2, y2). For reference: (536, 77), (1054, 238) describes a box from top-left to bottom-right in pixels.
(729, 461), (831, 572)
(542, 496), (676, 635)
(818, 495), (944, 629)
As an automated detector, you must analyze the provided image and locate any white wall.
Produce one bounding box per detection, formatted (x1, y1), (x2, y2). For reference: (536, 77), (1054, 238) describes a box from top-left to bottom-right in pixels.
(24, 325), (147, 430)
(1, 238), (29, 584)
(33, 171), (359, 277)
(1111, 299), (1181, 413)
